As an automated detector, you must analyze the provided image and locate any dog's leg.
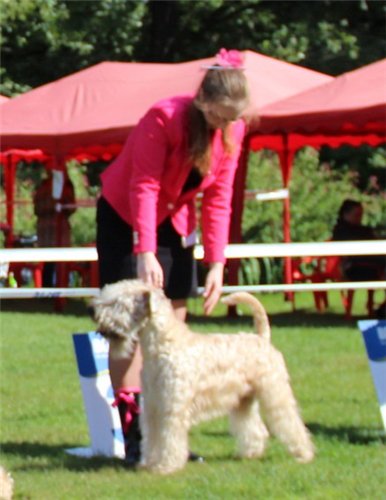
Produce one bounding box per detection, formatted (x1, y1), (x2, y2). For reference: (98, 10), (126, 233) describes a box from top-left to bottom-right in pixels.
(258, 363), (314, 463)
(140, 397), (161, 469)
(144, 410), (190, 474)
(230, 398), (269, 459)
(141, 377), (190, 475)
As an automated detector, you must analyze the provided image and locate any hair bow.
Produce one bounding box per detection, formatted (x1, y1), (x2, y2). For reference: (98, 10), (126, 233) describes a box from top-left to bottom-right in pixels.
(215, 48), (244, 69)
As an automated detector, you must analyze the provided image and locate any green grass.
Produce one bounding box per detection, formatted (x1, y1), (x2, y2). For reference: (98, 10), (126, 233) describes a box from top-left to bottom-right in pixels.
(1, 291), (385, 499)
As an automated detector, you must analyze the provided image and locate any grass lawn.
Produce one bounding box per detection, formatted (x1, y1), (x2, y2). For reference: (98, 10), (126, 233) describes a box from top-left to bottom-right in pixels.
(0, 290), (385, 499)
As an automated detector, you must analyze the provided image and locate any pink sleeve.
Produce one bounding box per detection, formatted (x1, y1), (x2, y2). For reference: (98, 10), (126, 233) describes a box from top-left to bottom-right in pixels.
(129, 109), (168, 253)
(201, 121), (245, 263)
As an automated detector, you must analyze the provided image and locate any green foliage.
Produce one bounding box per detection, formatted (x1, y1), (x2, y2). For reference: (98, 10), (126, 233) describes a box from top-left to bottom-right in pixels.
(242, 150), (283, 244)
(0, 0), (146, 94)
(4, 162), (42, 242)
(1, 0), (385, 95)
(320, 145), (386, 192)
(12, 175), (36, 237)
(66, 161), (97, 246)
(237, 256), (279, 287)
(0, 159), (98, 247)
(243, 148), (386, 245)
(290, 149), (355, 242)
(256, 0), (385, 74)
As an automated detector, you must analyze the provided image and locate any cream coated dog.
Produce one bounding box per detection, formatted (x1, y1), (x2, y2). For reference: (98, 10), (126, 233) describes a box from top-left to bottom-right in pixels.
(93, 279), (314, 474)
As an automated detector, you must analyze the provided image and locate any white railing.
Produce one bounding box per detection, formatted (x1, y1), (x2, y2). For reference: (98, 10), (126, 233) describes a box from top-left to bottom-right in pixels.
(1, 240), (385, 262)
(0, 240), (385, 299)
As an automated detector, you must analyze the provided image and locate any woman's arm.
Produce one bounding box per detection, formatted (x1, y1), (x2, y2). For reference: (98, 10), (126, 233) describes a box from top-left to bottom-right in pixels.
(201, 121), (245, 313)
(129, 108), (171, 286)
(201, 121), (245, 264)
(129, 108), (169, 255)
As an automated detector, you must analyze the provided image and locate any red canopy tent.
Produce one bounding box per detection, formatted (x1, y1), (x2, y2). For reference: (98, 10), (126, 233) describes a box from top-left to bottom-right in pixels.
(227, 59), (386, 286)
(258, 58), (386, 136)
(250, 57), (385, 187)
(0, 51), (332, 155)
(1, 92), (53, 244)
(0, 50), (332, 245)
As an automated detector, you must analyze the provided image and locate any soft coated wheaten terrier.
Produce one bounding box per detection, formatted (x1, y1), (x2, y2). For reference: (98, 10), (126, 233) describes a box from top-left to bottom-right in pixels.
(93, 279), (314, 474)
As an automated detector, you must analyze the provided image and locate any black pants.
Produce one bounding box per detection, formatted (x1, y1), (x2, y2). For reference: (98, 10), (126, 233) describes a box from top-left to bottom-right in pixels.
(96, 197), (197, 299)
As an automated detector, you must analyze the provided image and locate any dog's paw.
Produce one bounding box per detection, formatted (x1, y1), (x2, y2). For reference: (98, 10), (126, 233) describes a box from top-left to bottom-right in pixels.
(294, 446), (315, 464)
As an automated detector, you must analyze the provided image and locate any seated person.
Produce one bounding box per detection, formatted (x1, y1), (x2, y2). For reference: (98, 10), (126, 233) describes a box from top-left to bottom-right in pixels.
(332, 199), (385, 281)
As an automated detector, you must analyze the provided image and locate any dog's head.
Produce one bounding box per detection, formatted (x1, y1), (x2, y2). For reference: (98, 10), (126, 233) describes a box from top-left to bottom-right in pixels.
(92, 279), (175, 356)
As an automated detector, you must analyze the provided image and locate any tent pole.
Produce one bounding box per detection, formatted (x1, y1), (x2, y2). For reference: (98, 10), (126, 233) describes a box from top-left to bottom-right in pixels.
(53, 154), (67, 312)
(227, 137), (250, 316)
(4, 155), (16, 247)
(280, 135), (293, 301)
(228, 138), (250, 266)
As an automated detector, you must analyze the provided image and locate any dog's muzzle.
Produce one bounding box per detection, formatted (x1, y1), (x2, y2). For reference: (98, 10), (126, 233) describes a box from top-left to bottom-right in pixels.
(98, 330), (125, 341)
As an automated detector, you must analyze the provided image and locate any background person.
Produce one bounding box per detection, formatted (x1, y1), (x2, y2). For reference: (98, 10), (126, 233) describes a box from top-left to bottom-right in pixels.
(96, 48), (250, 463)
(34, 170), (76, 286)
(332, 198), (385, 281)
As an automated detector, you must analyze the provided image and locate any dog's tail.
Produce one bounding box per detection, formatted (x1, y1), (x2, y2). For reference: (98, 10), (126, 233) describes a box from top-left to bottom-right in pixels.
(221, 292), (270, 341)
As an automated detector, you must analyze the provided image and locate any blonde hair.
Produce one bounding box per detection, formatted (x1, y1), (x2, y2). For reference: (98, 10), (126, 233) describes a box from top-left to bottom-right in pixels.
(188, 67), (249, 175)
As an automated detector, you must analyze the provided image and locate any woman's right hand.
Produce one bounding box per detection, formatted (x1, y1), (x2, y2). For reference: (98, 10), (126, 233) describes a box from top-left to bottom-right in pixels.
(137, 252), (164, 288)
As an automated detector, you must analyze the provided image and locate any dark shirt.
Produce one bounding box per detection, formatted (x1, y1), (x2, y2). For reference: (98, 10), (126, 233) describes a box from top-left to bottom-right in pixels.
(181, 167), (203, 194)
(332, 221), (385, 280)
(332, 221), (374, 241)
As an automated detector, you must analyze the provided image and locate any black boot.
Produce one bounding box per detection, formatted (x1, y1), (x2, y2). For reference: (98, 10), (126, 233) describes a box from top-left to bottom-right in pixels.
(113, 388), (141, 465)
(188, 451), (204, 463)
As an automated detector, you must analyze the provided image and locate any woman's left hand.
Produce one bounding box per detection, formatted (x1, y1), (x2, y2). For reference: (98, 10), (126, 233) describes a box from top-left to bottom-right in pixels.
(203, 262), (224, 315)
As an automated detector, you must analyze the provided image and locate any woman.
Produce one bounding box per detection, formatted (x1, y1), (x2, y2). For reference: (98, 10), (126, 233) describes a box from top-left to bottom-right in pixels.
(332, 199), (385, 282)
(96, 48), (250, 462)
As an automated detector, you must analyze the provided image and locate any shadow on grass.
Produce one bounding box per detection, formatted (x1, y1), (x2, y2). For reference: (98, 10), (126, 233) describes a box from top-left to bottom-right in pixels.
(2, 299), (367, 328)
(308, 423), (386, 444)
(0, 440), (245, 470)
(1, 440), (237, 470)
(201, 424), (385, 445)
(0, 441), (129, 472)
(188, 310), (358, 329)
(1, 298), (91, 317)
(2, 423), (384, 472)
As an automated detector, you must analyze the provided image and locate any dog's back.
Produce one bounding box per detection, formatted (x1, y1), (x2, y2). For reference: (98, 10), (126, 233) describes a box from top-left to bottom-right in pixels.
(221, 292), (270, 341)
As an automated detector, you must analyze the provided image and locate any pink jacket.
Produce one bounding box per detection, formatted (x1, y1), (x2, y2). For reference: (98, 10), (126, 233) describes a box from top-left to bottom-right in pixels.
(101, 96), (245, 263)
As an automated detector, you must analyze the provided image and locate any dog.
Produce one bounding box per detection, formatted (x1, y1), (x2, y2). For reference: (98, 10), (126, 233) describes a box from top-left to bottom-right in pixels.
(93, 279), (314, 474)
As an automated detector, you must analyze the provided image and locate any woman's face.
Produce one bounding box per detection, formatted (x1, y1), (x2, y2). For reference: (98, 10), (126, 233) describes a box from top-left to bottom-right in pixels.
(199, 102), (242, 130)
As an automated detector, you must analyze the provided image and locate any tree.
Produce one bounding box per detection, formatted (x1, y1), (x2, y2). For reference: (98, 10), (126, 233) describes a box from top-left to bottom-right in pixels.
(1, 0), (384, 96)
(0, 0), (145, 94)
